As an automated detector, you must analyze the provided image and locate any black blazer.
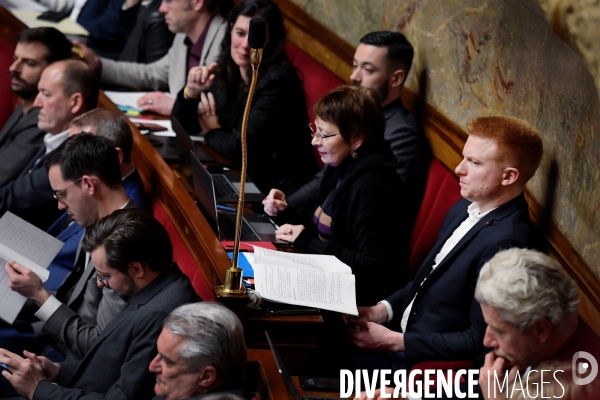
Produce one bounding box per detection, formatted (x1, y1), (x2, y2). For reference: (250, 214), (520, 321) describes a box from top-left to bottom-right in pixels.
(33, 267), (200, 400)
(0, 106), (44, 187)
(0, 144), (62, 230)
(385, 193), (546, 367)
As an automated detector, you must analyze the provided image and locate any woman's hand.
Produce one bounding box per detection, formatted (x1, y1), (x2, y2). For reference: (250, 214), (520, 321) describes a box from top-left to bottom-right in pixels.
(262, 189), (288, 216)
(137, 92), (175, 116)
(197, 92), (221, 133)
(276, 224), (304, 243)
(184, 63), (218, 99)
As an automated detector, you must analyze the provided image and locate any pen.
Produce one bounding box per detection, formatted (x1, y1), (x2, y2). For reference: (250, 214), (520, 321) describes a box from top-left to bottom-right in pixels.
(217, 204), (236, 212)
(72, 46), (84, 59)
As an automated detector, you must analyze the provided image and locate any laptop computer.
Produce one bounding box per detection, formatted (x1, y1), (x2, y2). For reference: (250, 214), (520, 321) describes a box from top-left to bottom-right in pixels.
(190, 151), (280, 243)
(265, 331), (343, 400)
(144, 117), (215, 164)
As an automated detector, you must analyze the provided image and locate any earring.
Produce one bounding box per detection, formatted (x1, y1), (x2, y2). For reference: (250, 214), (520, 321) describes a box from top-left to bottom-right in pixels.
(351, 151), (357, 159)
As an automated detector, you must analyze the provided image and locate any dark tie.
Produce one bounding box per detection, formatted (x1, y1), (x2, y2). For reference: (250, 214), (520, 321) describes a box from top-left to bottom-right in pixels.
(56, 248), (87, 304)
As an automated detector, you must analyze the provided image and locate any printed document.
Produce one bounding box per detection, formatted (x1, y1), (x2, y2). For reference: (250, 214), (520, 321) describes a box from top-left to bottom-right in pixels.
(252, 246), (358, 315)
(0, 212), (64, 324)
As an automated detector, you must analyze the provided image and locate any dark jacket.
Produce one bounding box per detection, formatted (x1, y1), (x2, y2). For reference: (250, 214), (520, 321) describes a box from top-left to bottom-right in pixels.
(118, 0), (174, 64)
(0, 106), (44, 187)
(172, 64), (318, 194)
(386, 194), (547, 368)
(287, 97), (431, 229)
(33, 267), (200, 400)
(282, 140), (411, 306)
(78, 0), (139, 59)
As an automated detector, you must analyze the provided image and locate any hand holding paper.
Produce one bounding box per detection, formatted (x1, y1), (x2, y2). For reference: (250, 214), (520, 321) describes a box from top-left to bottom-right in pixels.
(5, 262), (50, 307)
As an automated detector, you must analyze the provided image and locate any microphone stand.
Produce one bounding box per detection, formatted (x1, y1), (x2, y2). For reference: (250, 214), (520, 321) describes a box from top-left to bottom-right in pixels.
(220, 44), (263, 295)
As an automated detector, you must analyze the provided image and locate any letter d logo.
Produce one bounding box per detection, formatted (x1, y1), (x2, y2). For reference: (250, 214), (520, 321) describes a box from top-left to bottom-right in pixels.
(572, 351), (598, 385)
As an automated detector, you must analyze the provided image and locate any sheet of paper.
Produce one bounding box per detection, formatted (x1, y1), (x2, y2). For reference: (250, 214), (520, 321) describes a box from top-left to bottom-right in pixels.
(11, 10), (89, 35)
(0, 0), (47, 12)
(0, 212), (64, 324)
(254, 264), (358, 315)
(105, 91), (148, 110)
(252, 246), (352, 274)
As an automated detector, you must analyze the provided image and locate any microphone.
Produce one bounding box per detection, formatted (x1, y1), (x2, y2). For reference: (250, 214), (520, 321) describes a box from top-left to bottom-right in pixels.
(248, 18), (266, 49)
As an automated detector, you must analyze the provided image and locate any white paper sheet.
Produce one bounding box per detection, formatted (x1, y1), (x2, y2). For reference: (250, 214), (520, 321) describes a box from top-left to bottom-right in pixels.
(0, 212), (64, 324)
(11, 10), (89, 36)
(0, 0), (47, 12)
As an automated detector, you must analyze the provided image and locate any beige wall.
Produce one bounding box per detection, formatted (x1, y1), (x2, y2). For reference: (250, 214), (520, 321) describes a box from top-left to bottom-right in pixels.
(291, 0), (600, 277)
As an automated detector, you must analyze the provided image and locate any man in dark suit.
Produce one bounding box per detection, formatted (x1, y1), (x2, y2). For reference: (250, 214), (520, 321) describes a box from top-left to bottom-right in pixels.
(150, 303), (246, 400)
(1, 208), (199, 400)
(283, 31), (431, 228)
(346, 116), (547, 372)
(0, 59), (100, 230)
(1, 135), (134, 362)
(0, 28), (71, 187)
(45, 108), (152, 292)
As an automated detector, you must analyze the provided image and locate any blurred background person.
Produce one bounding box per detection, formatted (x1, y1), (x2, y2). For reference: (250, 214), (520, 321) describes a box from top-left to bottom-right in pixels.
(172, 0), (318, 194)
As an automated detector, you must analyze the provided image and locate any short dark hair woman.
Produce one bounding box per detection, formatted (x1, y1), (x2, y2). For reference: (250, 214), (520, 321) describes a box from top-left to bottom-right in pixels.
(264, 85), (411, 306)
(171, 0), (318, 194)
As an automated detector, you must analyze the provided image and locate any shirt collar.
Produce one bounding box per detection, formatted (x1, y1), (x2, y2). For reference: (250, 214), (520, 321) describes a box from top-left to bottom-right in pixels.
(44, 130), (70, 154)
(467, 202), (496, 219)
(184, 16), (214, 57)
(121, 166), (136, 181)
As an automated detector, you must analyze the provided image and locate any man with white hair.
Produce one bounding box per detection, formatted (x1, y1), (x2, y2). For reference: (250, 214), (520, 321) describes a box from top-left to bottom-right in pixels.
(476, 248), (600, 399)
(149, 302), (247, 400)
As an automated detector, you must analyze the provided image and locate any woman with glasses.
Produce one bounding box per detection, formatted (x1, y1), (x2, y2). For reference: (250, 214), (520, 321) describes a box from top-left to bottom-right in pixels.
(263, 85), (410, 306)
(171, 0), (318, 194)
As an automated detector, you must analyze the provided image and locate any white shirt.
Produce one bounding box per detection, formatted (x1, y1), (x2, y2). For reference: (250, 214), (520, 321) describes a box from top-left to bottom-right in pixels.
(69, 0), (87, 21)
(43, 130), (70, 155)
(380, 202), (495, 331)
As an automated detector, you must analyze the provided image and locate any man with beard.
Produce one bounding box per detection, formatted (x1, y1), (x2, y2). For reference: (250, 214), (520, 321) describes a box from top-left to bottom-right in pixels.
(0, 28), (71, 187)
(282, 31), (431, 230)
(1, 208), (199, 400)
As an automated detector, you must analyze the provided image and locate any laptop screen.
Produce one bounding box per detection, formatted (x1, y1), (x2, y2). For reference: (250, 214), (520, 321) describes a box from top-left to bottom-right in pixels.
(189, 151), (220, 236)
(265, 331), (303, 400)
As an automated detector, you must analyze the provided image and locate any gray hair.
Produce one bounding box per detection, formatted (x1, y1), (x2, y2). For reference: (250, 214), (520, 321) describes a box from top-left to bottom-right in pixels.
(475, 248), (578, 332)
(164, 303), (247, 383)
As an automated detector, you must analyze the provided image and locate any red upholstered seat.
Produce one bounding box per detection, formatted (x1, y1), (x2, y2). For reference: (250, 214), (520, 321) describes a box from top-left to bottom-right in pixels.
(0, 37), (16, 128)
(153, 198), (215, 301)
(286, 43), (345, 169)
(409, 158), (462, 277)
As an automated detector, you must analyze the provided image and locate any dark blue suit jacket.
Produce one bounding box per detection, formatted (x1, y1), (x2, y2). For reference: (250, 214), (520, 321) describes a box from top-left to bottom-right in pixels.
(385, 193), (546, 367)
(43, 168), (151, 291)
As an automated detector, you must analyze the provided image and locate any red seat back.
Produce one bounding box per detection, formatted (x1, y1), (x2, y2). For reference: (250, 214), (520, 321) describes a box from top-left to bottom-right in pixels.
(409, 158), (462, 276)
(0, 38), (17, 128)
(286, 43), (345, 169)
(153, 198), (215, 301)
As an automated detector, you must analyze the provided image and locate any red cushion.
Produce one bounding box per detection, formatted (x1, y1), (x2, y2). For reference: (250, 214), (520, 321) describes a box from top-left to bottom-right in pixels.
(409, 158), (462, 276)
(285, 43), (345, 170)
(153, 199), (215, 301)
(0, 38), (15, 128)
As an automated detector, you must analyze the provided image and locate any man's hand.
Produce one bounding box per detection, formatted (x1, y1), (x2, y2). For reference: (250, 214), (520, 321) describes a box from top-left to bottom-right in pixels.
(262, 189), (288, 216)
(347, 322), (404, 352)
(185, 63), (218, 98)
(5, 262), (49, 306)
(343, 304), (389, 326)
(197, 92), (221, 132)
(137, 92), (175, 116)
(275, 224), (304, 243)
(355, 387), (398, 399)
(479, 351), (521, 400)
(0, 349), (59, 400)
(71, 40), (100, 73)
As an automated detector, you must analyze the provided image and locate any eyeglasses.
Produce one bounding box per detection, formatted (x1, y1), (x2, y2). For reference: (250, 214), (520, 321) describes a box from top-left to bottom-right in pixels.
(53, 178), (82, 204)
(308, 122), (339, 143)
(94, 267), (127, 287)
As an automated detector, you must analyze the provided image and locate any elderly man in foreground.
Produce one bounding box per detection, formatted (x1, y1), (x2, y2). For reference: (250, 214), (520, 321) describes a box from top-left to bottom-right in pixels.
(150, 302), (247, 400)
(476, 248), (600, 399)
